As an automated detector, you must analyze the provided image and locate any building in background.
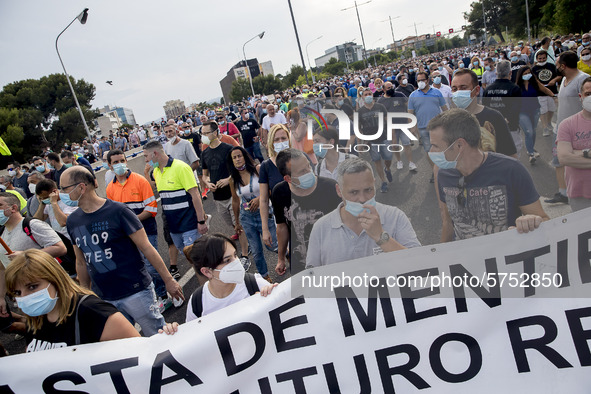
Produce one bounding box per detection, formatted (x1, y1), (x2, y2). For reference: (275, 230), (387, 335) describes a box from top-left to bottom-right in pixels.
(219, 58), (274, 105)
(99, 105), (136, 126)
(94, 109), (122, 136)
(163, 99), (186, 120)
(314, 42), (364, 68)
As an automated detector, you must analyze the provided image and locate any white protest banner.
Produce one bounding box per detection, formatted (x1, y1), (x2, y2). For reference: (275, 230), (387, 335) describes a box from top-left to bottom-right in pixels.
(1, 210), (590, 393)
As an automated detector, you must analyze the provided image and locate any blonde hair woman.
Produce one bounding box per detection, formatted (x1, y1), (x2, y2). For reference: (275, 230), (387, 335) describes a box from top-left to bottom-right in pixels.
(5, 249), (139, 352)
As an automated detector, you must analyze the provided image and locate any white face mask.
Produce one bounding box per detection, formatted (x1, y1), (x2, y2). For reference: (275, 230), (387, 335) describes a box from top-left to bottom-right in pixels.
(582, 54), (591, 61)
(582, 96), (591, 112)
(274, 141), (289, 153)
(418, 81), (427, 90)
(214, 258), (245, 284)
(28, 183), (37, 194)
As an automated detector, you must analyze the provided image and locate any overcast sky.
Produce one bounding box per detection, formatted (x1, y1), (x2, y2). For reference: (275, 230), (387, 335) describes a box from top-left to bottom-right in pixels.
(0, 0), (472, 124)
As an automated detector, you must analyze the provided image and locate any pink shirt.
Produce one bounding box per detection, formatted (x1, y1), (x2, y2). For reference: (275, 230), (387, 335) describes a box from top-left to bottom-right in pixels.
(557, 111), (591, 198)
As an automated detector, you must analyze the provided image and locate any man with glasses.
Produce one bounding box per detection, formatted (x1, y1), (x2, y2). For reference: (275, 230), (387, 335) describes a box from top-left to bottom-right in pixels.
(429, 109), (548, 242)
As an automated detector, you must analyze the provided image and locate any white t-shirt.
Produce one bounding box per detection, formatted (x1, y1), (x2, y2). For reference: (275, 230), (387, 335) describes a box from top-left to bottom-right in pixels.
(433, 83), (453, 107)
(138, 129), (147, 142)
(164, 138), (198, 166)
(185, 274), (268, 321)
(261, 113), (287, 131)
(44, 201), (78, 239)
(0, 218), (62, 267)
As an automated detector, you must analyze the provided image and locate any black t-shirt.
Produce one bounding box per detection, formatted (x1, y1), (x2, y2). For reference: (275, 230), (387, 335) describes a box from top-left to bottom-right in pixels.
(510, 61), (527, 82)
(271, 177), (341, 274)
(378, 93), (408, 113)
(483, 79), (522, 131)
(181, 132), (202, 158)
(236, 118), (260, 148)
(84, 153), (97, 164)
(531, 63), (558, 94)
(13, 172), (30, 198)
(201, 143), (233, 201)
(25, 294), (118, 353)
(474, 106), (517, 156)
(53, 165), (67, 188)
(227, 112), (238, 122)
(357, 102), (388, 143)
(396, 84), (415, 97)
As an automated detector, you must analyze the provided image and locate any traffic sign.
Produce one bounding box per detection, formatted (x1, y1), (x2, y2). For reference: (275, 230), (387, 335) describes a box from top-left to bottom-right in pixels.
(449, 28), (454, 33)
(426, 33), (431, 39)
(436, 31), (441, 37)
(461, 25), (466, 30)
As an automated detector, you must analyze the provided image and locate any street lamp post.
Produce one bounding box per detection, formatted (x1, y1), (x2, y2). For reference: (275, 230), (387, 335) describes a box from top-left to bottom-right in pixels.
(287, 0), (309, 86)
(380, 16), (400, 50)
(305, 35), (323, 84)
(243, 31), (265, 99)
(525, 0), (531, 44)
(372, 38), (382, 67)
(341, 0), (372, 68)
(55, 8), (92, 141)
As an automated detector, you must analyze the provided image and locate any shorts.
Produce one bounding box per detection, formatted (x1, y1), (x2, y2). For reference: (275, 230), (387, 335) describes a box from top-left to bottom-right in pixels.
(419, 128), (431, 153)
(369, 140), (393, 162)
(538, 96), (556, 115)
(394, 130), (412, 146)
(215, 198), (237, 228)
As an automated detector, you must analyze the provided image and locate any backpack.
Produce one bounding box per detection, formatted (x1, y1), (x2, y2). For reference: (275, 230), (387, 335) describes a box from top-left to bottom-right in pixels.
(0, 217), (77, 277)
(191, 273), (260, 318)
(479, 120), (497, 153)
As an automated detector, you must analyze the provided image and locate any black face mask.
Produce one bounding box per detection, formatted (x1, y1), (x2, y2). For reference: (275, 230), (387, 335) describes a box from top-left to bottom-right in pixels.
(386, 88), (395, 96)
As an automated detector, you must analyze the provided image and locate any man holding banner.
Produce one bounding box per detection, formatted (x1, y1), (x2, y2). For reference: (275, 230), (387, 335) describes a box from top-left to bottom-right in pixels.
(306, 157), (420, 267)
(430, 108), (549, 242)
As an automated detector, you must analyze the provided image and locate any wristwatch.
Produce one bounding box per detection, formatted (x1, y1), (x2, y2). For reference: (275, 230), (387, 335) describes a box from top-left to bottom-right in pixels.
(198, 219), (206, 225)
(376, 231), (390, 246)
(583, 149), (591, 159)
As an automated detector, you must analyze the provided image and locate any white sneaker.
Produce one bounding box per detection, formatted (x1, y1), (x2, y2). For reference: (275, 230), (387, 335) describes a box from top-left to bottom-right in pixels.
(409, 162), (418, 171)
(396, 161), (403, 170)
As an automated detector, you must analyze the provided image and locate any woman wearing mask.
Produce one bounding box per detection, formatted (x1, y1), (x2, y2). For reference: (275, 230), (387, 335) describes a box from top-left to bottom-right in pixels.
(172, 234), (276, 324)
(259, 124), (291, 249)
(228, 147), (277, 281)
(578, 47), (591, 75)
(516, 66), (555, 163)
(5, 249), (140, 352)
(469, 56), (485, 85)
(287, 108), (317, 166)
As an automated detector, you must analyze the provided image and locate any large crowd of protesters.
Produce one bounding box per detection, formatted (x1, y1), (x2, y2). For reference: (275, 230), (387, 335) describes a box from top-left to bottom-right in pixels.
(1, 30), (590, 356)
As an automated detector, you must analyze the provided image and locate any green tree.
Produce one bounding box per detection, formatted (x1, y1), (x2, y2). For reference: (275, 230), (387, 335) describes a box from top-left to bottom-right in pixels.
(349, 60), (365, 71)
(282, 64), (305, 89)
(252, 74), (283, 95)
(0, 74), (96, 159)
(0, 108), (24, 157)
(230, 78), (252, 102)
(323, 57), (347, 76)
(552, 0), (590, 34)
(464, 0), (510, 42)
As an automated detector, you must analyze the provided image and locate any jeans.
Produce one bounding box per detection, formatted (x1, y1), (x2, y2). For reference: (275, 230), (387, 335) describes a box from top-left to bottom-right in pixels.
(245, 142), (264, 162)
(142, 234), (167, 298)
(108, 283), (164, 337)
(240, 208), (277, 277)
(519, 110), (539, 156)
(419, 128), (432, 152)
(170, 228), (200, 253)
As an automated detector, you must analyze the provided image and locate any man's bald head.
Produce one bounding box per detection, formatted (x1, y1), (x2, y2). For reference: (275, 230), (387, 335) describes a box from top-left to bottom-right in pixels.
(61, 166), (96, 190)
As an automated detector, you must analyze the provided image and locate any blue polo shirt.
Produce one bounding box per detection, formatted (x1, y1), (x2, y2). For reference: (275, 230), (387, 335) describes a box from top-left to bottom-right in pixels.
(408, 87), (446, 129)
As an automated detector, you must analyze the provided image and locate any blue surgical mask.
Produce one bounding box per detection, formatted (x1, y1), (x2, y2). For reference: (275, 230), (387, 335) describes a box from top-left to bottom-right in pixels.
(428, 140), (461, 170)
(438, 66), (443, 71)
(263, 109), (268, 114)
(522, 74), (532, 81)
(433, 76), (442, 85)
(473, 61), (479, 66)
(0, 210), (9, 226)
(273, 141), (289, 154)
(452, 89), (474, 109)
(345, 196), (376, 217)
(338, 100), (344, 106)
(294, 171), (316, 189)
(59, 184), (80, 207)
(511, 56), (519, 62)
(386, 76), (392, 81)
(364, 96), (373, 104)
(485, 66), (491, 71)
(493, 57), (498, 62)
(47, 163), (55, 170)
(36, 165), (45, 172)
(16, 283), (58, 317)
(113, 163), (128, 176)
(313, 143), (328, 158)
(42, 198), (51, 205)
(64, 163), (73, 168)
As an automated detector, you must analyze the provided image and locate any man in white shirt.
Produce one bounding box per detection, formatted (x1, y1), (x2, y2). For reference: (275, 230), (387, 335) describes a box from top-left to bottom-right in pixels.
(306, 157), (420, 267)
(431, 70), (452, 107)
(33, 179), (77, 239)
(261, 104), (287, 149)
(163, 122), (200, 171)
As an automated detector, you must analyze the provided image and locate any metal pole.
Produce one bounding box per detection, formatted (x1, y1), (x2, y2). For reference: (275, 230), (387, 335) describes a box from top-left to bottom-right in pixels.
(242, 32), (265, 99)
(482, 1), (488, 44)
(306, 36), (323, 84)
(354, 1), (368, 67)
(55, 9), (91, 140)
(389, 16), (395, 47)
(525, 0), (531, 44)
(287, 0), (309, 86)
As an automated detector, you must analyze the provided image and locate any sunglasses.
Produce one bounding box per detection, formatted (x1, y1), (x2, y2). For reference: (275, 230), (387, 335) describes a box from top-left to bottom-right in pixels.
(456, 176), (467, 207)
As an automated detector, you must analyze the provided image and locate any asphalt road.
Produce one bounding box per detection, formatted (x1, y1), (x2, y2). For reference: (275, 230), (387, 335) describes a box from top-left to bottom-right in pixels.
(0, 125), (571, 356)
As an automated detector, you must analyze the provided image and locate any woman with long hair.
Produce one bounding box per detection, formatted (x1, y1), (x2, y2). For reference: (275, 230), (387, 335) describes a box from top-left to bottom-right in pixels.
(259, 124), (292, 249)
(227, 146), (277, 282)
(516, 66), (555, 163)
(5, 249), (139, 353)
